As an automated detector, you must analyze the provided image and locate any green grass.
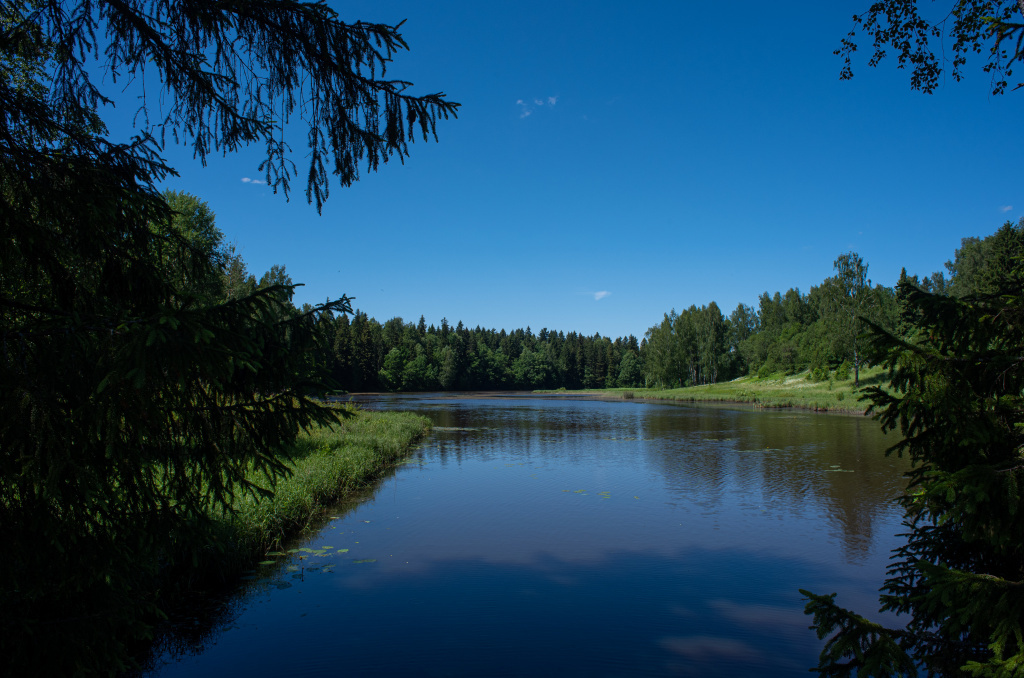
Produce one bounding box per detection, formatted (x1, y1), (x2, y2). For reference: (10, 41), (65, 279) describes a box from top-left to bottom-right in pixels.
(544, 366), (890, 414)
(172, 406), (430, 591)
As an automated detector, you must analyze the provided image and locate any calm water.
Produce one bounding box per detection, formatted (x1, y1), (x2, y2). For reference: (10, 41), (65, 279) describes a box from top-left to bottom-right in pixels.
(143, 394), (908, 677)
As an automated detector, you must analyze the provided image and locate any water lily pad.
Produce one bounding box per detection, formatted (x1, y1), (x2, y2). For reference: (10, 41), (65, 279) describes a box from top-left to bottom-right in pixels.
(353, 558), (377, 564)
(258, 560), (276, 566)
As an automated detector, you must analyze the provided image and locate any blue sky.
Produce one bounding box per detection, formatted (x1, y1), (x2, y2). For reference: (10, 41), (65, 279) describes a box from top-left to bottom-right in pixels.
(107, 1), (1022, 340)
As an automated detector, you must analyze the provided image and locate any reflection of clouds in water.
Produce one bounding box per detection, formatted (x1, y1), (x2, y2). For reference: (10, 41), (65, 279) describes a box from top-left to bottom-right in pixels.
(708, 599), (809, 638)
(659, 635), (762, 662)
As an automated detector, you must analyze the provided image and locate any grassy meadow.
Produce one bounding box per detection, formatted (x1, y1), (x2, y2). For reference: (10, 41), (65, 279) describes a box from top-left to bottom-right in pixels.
(544, 366), (890, 414)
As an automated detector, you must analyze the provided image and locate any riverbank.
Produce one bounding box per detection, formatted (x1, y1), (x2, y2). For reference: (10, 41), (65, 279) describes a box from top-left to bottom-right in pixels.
(174, 407), (430, 592)
(541, 367), (888, 414)
(114, 408), (429, 676)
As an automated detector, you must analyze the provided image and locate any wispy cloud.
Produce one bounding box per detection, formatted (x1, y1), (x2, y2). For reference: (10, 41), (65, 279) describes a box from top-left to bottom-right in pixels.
(594, 291), (610, 301)
(1001, 205), (1013, 213)
(241, 177), (265, 185)
(516, 95), (558, 119)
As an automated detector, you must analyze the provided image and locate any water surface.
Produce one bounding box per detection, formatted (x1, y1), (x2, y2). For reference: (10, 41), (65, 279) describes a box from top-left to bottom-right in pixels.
(144, 394), (908, 677)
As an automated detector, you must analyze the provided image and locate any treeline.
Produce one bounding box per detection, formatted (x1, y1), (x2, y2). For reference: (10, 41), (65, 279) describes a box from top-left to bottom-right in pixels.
(223, 213), (1024, 394)
(644, 252), (899, 388)
(327, 315), (644, 391)
(641, 220), (1024, 389)
(306, 221), (1024, 393)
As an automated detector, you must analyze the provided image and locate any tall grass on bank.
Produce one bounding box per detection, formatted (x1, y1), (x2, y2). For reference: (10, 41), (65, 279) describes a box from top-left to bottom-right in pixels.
(175, 408), (431, 591)
(127, 407), (429, 675)
(12, 407), (429, 677)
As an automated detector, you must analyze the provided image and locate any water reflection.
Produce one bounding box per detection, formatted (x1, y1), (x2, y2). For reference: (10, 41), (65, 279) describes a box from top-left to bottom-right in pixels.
(377, 395), (906, 564)
(143, 395), (908, 677)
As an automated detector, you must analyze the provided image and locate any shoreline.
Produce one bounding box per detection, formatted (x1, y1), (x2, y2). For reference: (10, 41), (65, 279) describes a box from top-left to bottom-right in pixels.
(536, 370), (888, 415)
(182, 408), (431, 590)
(129, 409), (431, 674)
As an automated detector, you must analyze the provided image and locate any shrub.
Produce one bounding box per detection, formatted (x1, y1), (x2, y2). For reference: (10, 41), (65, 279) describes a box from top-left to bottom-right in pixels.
(809, 365), (831, 382)
(833, 360), (852, 381)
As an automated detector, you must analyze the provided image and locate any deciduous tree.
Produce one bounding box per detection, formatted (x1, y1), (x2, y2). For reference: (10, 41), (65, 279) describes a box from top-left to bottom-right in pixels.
(838, 1), (1024, 95)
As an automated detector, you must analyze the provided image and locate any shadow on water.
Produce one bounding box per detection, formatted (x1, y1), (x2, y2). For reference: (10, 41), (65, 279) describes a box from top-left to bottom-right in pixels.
(129, 472), (397, 676)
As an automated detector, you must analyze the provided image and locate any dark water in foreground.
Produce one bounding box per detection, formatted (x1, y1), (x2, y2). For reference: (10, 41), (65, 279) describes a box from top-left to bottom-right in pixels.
(143, 394), (908, 677)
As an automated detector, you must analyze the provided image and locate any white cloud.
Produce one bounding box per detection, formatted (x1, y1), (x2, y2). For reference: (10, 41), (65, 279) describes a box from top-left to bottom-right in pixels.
(1001, 205), (1013, 212)
(516, 95), (559, 118)
(241, 177), (265, 185)
(241, 177), (251, 183)
(594, 291), (610, 301)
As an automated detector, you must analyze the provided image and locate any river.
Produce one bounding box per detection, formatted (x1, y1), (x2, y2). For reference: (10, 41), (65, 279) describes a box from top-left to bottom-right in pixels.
(141, 393), (908, 677)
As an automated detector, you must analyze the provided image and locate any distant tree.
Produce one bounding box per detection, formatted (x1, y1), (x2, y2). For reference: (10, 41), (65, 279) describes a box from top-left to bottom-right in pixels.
(437, 345), (459, 391)
(644, 311), (680, 388)
(729, 303), (756, 349)
(695, 302), (727, 384)
(378, 346), (408, 391)
(158, 190), (227, 303)
(617, 351), (644, 387)
(258, 264), (295, 294)
(512, 348), (552, 390)
(946, 219), (1024, 297)
(820, 252), (874, 385)
(221, 247), (258, 301)
(401, 346), (436, 391)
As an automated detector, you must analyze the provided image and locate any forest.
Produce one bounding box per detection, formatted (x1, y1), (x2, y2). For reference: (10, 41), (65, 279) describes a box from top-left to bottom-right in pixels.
(247, 218), (1022, 395)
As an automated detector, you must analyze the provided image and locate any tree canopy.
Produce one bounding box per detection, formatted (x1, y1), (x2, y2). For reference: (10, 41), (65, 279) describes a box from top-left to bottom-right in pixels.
(2, 0), (459, 208)
(838, 1), (1024, 94)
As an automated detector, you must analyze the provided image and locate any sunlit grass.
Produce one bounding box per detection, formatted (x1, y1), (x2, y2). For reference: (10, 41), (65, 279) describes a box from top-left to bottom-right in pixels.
(179, 407), (429, 589)
(546, 366), (890, 414)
